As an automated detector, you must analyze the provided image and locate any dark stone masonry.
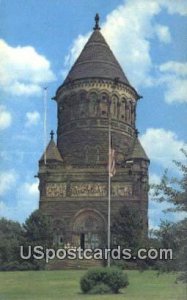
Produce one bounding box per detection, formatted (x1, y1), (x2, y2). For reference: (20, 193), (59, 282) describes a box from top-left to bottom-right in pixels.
(37, 15), (149, 249)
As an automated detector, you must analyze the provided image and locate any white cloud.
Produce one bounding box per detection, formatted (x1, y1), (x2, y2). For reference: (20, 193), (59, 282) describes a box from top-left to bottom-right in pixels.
(64, 33), (90, 70)
(159, 61), (187, 76)
(164, 78), (187, 104)
(0, 105), (12, 130)
(101, 0), (158, 87)
(148, 173), (161, 200)
(149, 201), (187, 230)
(62, 0), (187, 101)
(173, 211), (187, 222)
(63, 0), (160, 87)
(0, 170), (17, 195)
(21, 181), (39, 196)
(159, 61), (187, 103)
(154, 24), (171, 43)
(15, 181), (39, 221)
(25, 111), (40, 127)
(140, 128), (187, 168)
(0, 180), (39, 222)
(62, 0), (187, 89)
(162, 0), (187, 16)
(149, 173), (161, 185)
(0, 39), (56, 97)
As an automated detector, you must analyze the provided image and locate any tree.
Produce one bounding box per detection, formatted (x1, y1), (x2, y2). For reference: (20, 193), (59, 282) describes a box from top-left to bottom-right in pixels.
(21, 210), (54, 270)
(23, 209), (54, 247)
(111, 204), (144, 250)
(153, 220), (180, 272)
(153, 149), (187, 212)
(0, 218), (24, 270)
(152, 149), (187, 282)
(0, 210), (56, 271)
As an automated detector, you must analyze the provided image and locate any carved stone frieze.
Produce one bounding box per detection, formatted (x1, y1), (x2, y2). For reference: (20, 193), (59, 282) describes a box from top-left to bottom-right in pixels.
(46, 183), (66, 197)
(68, 182), (133, 198)
(112, 183), (133, 197)
(70, 183), (107, 197)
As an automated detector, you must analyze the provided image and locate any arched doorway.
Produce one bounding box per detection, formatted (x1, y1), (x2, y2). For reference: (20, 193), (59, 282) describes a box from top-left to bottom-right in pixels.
(71, 209), (106, 249)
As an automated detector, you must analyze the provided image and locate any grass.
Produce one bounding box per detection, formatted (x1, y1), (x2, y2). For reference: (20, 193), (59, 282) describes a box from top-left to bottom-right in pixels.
(0, 270), (186, 300)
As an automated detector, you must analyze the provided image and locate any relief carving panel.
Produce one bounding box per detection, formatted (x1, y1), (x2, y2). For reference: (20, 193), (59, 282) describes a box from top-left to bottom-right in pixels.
(70, 183), (107, 197)
(112, 183), (132, 197)
(69, 182), (132, 198)
(46, 183), (66, 197)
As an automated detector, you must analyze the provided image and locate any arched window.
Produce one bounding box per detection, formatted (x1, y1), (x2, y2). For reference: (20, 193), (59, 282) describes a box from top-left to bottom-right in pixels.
(120, 97), (126, 121)
(131, 101), (135, 124)
(62, 96), (70, 123)
(89, 92), (98, 117)
(80, 91), (87, 101)
(99, 93), (109, 117)
(58, 104), (64, 125)
(79, 91), (87, 117)
(112, 95), (119, 118)
(70, 93), (77, 120)
(126, 100), (131, 123)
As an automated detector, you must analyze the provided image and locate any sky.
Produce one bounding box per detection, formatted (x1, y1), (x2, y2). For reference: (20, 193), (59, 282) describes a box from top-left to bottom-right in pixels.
(0, 0), (187, 229)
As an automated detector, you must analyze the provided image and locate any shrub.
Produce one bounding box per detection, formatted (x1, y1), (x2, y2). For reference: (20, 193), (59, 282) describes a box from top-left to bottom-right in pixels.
(80, 267), (129, 294)
(0, 260), (45, 271)
(89, 283), (112, 294)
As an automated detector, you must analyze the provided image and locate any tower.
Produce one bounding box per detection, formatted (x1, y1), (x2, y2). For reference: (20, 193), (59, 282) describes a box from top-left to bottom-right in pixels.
(38, 15), (149, 248)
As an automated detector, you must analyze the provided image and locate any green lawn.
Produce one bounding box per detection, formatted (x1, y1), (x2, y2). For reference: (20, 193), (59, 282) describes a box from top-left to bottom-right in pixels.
(0, 270), (186, 300)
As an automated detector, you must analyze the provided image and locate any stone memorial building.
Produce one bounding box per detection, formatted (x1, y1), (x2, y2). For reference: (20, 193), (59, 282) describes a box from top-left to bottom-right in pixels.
(37, 15), (149, 249)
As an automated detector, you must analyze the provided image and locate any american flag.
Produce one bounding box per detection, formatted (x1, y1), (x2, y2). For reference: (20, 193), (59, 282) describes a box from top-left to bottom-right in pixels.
(108, 146), (116, 177)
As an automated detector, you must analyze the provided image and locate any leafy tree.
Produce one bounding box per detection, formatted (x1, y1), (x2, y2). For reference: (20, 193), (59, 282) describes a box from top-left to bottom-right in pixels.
(111, 204), (144, 250)
(23, 209), (54, 247)
(23, 210), (53, 270)
(20, 210), (54, 270)
(153, 149), (187, 212)
(152, 149), (187, 282)
(0, 210), (58, 270)
(0, 218), (24, 270)
(153, 220), (180, 272)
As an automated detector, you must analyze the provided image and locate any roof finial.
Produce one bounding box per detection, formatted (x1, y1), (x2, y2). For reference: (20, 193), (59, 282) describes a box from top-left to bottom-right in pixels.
(93, 13), (100, 30)
(50, 130), (54, 140)
(135, 129), (139, 137)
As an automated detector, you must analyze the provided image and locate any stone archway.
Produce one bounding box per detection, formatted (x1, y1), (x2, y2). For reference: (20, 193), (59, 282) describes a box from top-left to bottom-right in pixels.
(71, 208), (106, 249)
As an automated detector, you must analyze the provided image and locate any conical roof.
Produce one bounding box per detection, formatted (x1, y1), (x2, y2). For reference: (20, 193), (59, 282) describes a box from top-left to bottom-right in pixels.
(40, 139), (63, 163)
(130, 138), (149, 161)
(63, 28), (130, 85)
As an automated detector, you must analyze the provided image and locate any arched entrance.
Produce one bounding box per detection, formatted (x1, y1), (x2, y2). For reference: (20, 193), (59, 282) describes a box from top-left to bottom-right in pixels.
(71, 209), (106, 249)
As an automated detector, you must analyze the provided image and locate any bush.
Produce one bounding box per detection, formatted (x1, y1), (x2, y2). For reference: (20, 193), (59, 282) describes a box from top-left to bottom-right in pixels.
(89, 283), (112, 294)
(0, 260), (46, 271)
(80, 267), (129, 294)
(111, 259), (138, 270)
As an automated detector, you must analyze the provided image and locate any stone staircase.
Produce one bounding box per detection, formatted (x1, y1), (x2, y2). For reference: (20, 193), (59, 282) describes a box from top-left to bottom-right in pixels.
(47, 257), (104, 270)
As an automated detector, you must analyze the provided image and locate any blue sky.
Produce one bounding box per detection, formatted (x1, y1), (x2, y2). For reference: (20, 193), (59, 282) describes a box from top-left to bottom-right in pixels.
(0, 0), (187, 228)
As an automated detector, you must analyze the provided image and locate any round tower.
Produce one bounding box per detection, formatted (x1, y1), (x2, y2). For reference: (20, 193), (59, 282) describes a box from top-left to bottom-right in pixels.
(38, 15), (149, 250)
(54, 17), (140, 167)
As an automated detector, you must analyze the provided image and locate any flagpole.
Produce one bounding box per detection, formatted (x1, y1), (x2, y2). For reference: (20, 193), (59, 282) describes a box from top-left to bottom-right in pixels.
(107, 112), (111, 267)
(43, 87), (48, 165)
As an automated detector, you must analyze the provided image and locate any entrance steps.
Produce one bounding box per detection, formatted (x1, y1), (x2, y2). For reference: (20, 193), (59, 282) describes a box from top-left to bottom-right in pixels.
(47, 257), (104, 270)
